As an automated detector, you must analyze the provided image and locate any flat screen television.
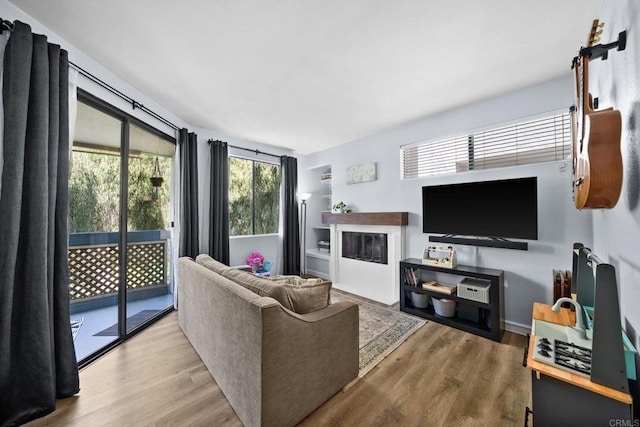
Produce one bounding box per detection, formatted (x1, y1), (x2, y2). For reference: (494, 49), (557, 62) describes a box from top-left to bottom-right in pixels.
(422, 177), (538, 240)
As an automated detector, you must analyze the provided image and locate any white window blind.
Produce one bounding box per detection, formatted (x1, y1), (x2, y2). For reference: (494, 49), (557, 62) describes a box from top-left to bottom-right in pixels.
(402, 112), (571, 179)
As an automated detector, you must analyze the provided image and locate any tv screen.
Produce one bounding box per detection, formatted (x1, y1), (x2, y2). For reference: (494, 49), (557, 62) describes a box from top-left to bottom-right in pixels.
(422, 177), (538, 240)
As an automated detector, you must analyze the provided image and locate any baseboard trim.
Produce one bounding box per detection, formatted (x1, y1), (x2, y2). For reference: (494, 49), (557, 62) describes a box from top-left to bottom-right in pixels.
(504, 319), (531, 336)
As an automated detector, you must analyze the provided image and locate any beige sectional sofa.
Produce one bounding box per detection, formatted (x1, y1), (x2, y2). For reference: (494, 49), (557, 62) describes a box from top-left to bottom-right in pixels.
(177, 255), (359, 427)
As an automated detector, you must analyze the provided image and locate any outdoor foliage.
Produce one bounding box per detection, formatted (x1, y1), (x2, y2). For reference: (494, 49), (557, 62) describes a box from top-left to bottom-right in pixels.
(69, 151), (171, 232)
(70, 151), (279, 236)
(128, 156), (172, 230)
(229, 157), (280, 236)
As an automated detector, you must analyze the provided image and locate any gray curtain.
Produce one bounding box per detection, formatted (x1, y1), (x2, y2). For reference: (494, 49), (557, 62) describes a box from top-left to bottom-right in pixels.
(281, 156), (300, 275)
(178, 128), (199, 258)
(208, 140), (229, 264)
(0, 21), (79, 426)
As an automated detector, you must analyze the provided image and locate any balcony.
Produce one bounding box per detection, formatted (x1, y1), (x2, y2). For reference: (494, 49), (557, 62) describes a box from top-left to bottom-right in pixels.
(69, 230), (173, 362)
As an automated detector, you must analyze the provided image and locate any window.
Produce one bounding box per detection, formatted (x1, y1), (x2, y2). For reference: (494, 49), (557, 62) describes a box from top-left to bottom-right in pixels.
(401, 112), (571, 179)
(229, 157), (281, 236)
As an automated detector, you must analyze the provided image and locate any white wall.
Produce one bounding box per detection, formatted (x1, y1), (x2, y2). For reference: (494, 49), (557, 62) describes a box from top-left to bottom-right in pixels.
(300, 76), (594, 332)
(589, 0), (640, 353)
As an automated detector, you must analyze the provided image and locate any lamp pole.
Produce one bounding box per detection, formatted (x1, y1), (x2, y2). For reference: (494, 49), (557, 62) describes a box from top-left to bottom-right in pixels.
(298, 193), (312, 276)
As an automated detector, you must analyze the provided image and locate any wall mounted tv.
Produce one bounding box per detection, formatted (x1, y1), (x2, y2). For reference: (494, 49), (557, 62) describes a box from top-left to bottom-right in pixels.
(422, 177), (537, 250)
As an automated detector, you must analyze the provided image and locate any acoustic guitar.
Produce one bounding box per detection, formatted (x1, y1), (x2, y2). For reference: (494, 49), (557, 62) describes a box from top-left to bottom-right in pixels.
(572, 20), (624, 209)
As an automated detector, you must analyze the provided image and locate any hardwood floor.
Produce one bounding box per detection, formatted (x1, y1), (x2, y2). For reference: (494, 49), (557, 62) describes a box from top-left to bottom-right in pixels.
(28, 311), (530, 427)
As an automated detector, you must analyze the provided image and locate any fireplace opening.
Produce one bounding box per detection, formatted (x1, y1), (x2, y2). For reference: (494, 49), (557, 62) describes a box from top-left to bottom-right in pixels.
(342, 231), (388, 264)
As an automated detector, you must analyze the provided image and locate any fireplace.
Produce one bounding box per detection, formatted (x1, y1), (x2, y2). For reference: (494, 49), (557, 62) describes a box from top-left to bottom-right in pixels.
(341, 231), (388, 264)
(323, 212), (407, 304)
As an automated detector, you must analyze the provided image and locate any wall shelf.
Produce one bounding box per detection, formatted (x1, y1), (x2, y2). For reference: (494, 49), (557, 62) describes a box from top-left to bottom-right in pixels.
(306, 249), (330, 261)
(304, 165), (332, 277)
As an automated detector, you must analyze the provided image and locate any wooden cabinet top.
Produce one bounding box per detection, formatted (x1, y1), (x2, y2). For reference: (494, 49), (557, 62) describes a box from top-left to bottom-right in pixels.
(527, 302), (632, 404)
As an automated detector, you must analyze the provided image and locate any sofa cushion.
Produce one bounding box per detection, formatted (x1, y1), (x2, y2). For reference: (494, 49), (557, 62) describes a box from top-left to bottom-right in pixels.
(196, 254), (231, 275)
(222, 269), (332, 314)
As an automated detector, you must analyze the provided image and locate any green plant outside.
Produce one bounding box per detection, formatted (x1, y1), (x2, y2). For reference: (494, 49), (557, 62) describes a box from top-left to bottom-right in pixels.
(69, 151), (171, 232)
(229, 157), (280, 236)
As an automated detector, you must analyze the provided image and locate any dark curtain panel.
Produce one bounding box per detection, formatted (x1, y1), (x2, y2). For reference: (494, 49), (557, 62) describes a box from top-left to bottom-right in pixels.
(281, 156), (300, 275)
(0, 21), (79, 426)
(208, 140), (229, 264)
(178, 128), (199, 258)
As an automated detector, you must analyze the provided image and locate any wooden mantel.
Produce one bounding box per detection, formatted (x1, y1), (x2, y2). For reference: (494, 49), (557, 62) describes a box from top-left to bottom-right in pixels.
(322, 212), (408, 226)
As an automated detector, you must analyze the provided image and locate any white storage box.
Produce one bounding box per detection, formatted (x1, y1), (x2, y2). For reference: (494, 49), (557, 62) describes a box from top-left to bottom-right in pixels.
(457, 277), (491, 304)
(431, 297), (456, 317)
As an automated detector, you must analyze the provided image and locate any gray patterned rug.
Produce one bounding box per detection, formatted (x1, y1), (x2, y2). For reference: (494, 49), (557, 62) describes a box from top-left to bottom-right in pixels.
(331, 290), (426, 378)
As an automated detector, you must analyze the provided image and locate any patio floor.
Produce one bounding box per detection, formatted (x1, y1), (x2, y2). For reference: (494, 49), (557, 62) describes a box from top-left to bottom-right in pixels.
(71, 293), (174, 362)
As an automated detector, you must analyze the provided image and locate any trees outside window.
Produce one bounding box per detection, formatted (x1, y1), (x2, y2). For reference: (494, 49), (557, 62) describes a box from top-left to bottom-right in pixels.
(69, 151), (171, 232)
(229, 157), (280, 236)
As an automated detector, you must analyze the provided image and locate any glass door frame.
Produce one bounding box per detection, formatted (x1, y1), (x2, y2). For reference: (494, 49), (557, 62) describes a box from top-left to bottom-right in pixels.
(76, 89), (176, 368)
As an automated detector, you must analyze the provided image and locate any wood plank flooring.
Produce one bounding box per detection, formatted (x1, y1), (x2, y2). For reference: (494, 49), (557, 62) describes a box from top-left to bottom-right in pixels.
(28, 311), (530, 427)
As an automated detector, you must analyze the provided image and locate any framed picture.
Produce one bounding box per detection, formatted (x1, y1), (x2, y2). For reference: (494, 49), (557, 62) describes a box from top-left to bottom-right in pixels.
(346, 162), (377, 184)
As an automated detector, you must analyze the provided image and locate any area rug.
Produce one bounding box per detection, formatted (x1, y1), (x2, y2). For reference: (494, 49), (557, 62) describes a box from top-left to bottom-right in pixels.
(93, 309), (161, 336)
(331, 291), (426, 377)
(70, 318), (83, 341)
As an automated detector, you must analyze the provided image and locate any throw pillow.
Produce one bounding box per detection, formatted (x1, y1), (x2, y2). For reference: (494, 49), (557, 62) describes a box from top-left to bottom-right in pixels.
(269, 275), (332, 313)
(281, 280), (332, 314)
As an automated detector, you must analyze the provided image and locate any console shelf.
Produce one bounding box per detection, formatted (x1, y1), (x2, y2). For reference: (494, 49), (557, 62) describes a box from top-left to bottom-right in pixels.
(400, 258), (504, 342)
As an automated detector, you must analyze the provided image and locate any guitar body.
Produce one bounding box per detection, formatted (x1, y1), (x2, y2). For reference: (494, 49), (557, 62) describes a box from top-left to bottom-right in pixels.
(572, 19), (625, 209)
(574, 109), (623, 209)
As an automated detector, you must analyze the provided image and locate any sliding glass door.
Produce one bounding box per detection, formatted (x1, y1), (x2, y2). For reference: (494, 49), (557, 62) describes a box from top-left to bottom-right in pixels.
(126, 124), (175, 334)
(68, 100), (122, 359)
(69, 91), (175, 364)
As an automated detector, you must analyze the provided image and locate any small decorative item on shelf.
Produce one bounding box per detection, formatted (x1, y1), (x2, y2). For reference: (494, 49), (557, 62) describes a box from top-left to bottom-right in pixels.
(421, 280), (457, 295)
(321, 172), (332, 182)
(422, 245), (457, 268)
(332, 201), (351, 213)
(318, 240), (330, 253)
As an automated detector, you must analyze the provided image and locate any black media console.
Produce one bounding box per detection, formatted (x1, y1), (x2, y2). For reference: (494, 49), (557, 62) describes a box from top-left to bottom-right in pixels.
(400, 258), (505, 342)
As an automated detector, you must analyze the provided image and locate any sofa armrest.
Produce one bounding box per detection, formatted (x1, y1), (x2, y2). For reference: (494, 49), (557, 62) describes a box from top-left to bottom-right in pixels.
(282, 301), (357, 323)
(259, 301), (359, 426)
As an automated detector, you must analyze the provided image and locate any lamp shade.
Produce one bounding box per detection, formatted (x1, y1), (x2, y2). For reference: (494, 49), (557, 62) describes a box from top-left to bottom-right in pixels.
(298, 192), (312, 202)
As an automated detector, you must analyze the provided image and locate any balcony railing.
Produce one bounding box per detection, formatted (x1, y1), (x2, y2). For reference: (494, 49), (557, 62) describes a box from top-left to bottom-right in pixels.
(68, 230), (170, 301)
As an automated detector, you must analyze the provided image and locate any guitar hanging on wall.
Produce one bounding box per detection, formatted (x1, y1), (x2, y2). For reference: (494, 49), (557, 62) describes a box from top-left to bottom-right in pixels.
(571, 20), (626, 209)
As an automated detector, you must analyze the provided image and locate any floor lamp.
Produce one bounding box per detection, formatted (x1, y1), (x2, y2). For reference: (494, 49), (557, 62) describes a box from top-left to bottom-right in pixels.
(299, 192), (312, 275)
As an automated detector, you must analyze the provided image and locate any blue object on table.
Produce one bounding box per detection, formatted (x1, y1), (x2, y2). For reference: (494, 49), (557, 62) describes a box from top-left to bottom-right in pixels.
(255, 261), (273, 277)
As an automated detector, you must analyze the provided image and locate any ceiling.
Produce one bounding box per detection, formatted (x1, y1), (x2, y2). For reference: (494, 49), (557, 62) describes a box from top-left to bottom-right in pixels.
(10, 0), (601, 154)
